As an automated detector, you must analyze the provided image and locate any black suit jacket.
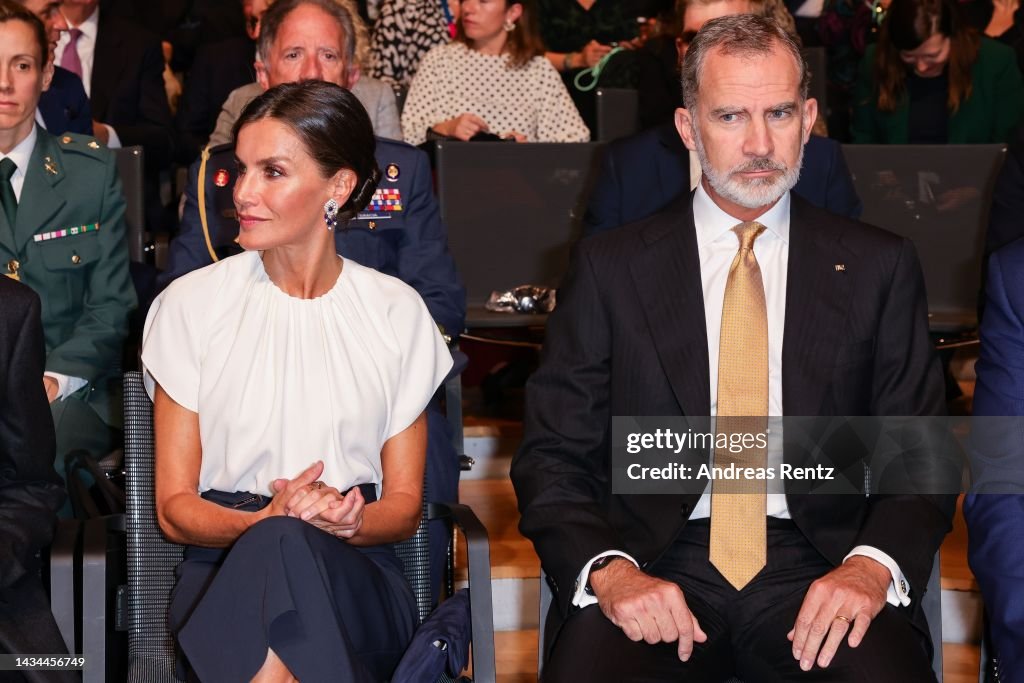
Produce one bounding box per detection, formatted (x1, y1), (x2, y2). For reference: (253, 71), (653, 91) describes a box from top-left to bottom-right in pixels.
(38, 66), (93, 136)
(512, 192), (954, 631)
(92, 12), (174, 169)
(583, 122), (863, 236)
(0, 279), (69, 673)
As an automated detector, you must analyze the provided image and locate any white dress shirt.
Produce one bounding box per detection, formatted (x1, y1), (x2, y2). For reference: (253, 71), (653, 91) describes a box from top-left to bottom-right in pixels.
(573, 184), (910, 609)
(54, 7), (121, 148)
(1, 126), (87, 400)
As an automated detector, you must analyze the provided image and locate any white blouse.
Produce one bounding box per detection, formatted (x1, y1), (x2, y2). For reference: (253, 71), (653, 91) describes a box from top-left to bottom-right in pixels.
(401, 42), (590, 145)
(141, 251), (453, 497)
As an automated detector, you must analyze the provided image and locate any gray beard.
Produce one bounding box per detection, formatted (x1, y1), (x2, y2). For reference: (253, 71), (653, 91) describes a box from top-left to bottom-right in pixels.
(692, 124), (805, 210)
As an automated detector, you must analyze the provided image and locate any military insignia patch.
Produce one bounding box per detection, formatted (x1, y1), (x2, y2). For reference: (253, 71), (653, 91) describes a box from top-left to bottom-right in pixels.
(385, 163), (400, 181)
(367, 188), (402, 212)
(43, 157), (58, 175)
(88, 141), (100, 149)
(214, 169), (231, 187)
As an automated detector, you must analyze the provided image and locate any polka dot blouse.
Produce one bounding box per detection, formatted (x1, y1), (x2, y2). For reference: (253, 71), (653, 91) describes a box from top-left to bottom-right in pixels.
(401, 42), (591, 145)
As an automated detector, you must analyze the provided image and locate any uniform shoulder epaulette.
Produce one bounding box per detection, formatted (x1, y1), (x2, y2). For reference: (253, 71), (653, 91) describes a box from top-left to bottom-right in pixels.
(206, 141), (236, 161)
(56, 133), (109, 159)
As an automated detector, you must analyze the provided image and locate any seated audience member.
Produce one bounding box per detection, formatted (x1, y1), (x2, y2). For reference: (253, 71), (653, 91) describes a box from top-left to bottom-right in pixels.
(17, 0), (92, 135)
(207, 0), (402, 144)
(144, 80), (452, 683)
(401, 0), (589, 144)
(513, 14), (953, 682)
(0, 5), (135, 480)
(584, 0), (861, 235)
(851, 0), (1024, 143)
(963, 237), (1024, 683)
(174, 0), (263, 164)
(369, 0), (458, 92)
(161, 0), (465, 602)
(0, 275), (73, 678)
(56, 0), (174, 163)
(539, 0), (670, 128)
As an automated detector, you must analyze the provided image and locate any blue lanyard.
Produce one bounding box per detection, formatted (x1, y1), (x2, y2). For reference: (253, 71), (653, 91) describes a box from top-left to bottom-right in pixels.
(441, 0), (454, 25)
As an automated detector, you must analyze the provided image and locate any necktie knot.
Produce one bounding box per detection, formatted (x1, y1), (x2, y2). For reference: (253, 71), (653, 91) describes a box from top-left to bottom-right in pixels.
(733, 221), (766, 252)
(68, 28), (83, 44)
(0, 158), (16, 183)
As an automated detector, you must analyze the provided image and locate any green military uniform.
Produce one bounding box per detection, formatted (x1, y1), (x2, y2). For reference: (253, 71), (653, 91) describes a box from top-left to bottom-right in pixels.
(0, 126), (136, 470)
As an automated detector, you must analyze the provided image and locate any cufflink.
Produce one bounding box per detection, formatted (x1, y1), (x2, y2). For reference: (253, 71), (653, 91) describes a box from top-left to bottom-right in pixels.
(899, 579), (908, 594)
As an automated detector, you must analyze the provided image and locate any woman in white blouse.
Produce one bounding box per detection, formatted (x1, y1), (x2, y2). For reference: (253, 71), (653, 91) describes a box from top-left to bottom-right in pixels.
(142, 81), (452, 682)
(401, 0), (591, 144)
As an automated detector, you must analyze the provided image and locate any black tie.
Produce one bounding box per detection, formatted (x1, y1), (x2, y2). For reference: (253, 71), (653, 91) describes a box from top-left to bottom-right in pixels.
(0, 158), (17, 230)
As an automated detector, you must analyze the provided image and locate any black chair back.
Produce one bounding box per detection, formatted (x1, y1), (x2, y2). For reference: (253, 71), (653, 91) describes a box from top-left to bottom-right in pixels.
(114, 147), (146, 263)
(841, 143), (1006, 332)
(434, 141), (605, 312)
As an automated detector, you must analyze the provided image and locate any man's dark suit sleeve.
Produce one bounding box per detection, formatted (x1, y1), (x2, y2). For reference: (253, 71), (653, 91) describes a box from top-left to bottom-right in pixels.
(848, 237), (954, 592)
(985, 128), (1024, 257)
(511, 241), (626, 614)
(964, 241), (1024, 676)
(582, 146), (626, 237)
(0, 284), (64, 589)
(96, 28), (175, 169)
(394, 149), (465, 336)
(822, 139), (863, 219)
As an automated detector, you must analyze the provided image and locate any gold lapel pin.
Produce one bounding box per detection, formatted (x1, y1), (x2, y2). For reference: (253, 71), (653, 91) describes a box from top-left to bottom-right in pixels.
(834, 264), (846, 272)
(87, 141), (100, 149)
(44, 156), (58, 175)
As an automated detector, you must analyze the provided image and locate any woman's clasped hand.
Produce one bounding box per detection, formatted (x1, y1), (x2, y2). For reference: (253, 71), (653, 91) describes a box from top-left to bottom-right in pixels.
(266, 460), (367, 538)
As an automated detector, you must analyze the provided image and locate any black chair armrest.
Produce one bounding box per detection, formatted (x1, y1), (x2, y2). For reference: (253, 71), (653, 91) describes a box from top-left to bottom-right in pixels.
(429, 502), (495, 683)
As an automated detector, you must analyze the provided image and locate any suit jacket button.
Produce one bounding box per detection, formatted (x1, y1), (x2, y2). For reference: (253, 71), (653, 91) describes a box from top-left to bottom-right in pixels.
(71, 254), (81, 265)
(368, 221), (377, 230)
(7, 259), (19, 274)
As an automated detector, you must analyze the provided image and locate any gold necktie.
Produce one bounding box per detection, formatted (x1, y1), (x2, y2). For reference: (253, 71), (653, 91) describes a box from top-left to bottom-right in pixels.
(709, 221), (768, 590)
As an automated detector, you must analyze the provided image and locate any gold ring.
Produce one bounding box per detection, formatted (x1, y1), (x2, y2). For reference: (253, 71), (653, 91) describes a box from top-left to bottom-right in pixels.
(312, 481), (325, 490)
(834, 615), (851, 624)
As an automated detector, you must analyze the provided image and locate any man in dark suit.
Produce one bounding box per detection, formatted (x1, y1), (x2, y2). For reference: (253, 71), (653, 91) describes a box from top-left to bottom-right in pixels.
(160, 0), (466, 604)
(0, 275), (73, 679)
(57, 0), (174, 169)
(583, 0), (862, 237)
(17, 0), (93, 135)
(964, 237), (1024, 682)
(512, 15), (953, 681)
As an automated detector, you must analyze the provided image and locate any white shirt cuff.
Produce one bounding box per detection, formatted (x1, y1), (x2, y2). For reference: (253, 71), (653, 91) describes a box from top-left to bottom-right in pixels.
(103, 124), (122, 149)
(571, 550), (639, 608)
(44, 372), (88, 401)
(843, 545), (911, 607)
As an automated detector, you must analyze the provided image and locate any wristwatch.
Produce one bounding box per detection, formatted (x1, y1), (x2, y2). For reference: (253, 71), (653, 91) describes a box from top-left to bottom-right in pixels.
(585, 555), (618, 596)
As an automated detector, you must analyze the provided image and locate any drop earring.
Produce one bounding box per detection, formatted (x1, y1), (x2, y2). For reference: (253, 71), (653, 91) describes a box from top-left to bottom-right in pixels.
(504, 19), (515, 31)
(324, 198), (339, 231)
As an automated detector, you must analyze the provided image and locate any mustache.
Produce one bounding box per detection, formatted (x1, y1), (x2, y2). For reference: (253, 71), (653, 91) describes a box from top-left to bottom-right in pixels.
(731, 158), (787, 174)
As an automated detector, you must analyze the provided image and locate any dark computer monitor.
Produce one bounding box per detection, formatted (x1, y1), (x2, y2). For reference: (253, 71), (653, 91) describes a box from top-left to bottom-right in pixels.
(841, 143), (1006, 331)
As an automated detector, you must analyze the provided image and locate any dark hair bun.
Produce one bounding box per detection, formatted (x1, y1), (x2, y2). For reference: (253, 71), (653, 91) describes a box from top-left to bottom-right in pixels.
(340, 164), (382, 222)
(235, 81), (381, 226)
